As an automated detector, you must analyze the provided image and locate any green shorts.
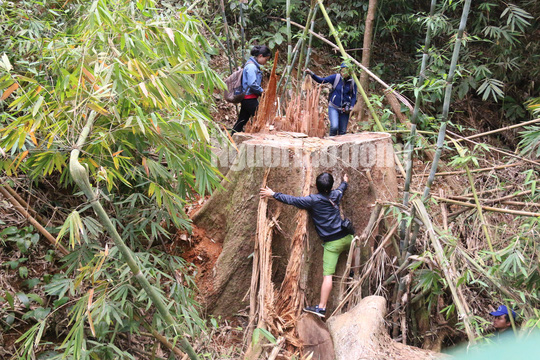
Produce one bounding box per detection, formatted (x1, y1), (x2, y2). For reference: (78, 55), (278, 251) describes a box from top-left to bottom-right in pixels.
(322, 234), (354, 276)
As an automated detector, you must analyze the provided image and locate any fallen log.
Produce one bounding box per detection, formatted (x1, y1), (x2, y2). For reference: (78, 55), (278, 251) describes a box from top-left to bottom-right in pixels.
(327, 296), (442, 360)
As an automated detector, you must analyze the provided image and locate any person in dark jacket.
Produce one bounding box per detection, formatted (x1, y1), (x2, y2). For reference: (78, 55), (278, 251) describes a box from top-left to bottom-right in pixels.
(305, 63), (357, 136)
(259, 172), (353, 318)
(232, 45), (272, 133)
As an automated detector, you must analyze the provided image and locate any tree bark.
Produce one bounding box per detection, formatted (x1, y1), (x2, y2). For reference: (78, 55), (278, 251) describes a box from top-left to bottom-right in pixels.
(193, 132), (398, 316)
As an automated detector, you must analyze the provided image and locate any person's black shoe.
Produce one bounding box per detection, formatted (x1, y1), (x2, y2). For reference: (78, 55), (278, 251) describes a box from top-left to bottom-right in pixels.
(303, 305), (326, 318)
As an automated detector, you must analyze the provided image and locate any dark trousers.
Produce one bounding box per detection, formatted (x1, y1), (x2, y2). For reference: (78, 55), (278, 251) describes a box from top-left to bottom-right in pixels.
(232, 98), (259, 133)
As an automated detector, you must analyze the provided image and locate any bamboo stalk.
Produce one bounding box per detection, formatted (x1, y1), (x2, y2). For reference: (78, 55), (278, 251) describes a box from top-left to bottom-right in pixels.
(219, 0), (237, 69)
(69, 111), (199, 360)
(499, 200), (539, 207)
(412, 199), (476, 344)
(317, 0), (383, 132)
(455, 117), (540, 142)
(413, 162), (523, 177)
(315, 1), (406, 177)
(239, 0), (246, 61)
(274, 17), (413, 110)
(277, 38), (304, 97)
(2, 181), (45, 224)
(301, 5), (318, 84)
(440, 189), (448, 231)
(447, 130), (540, 167)
(420, 0), (472, 201)
(413, 191), (540, 217)
(407, 0), (473, 255)
(193, 12), (234, 73)
(0, 186), (69, 256)
(401, 0), (438, 244)
(337, 203), (384, 301)
(286, 0), (292, 66)
(136, 315), (186, 358)
(455, 247), (521, 303)
(448, 190), (532, 204)
(453, 142), (496, 260)
(296, 3), (315, 85)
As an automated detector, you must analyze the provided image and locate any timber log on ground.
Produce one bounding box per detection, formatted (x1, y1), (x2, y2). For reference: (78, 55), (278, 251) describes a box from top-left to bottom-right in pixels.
(327, 296), (442, 360)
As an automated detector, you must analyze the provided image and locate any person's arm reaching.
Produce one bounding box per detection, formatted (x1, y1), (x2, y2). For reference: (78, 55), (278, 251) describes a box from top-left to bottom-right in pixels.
(304, 69), (336, 85)
(335, 174), (348, 201)
(260, 186), (314, 209)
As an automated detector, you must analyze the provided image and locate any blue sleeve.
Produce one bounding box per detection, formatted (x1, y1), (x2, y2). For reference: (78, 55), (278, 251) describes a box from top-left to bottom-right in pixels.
(310, 73), (336, 85)
(273, 193), (314, 210)
(350, 82), (358, 107)
(335, 181), (348, 202)
(244, 63), (263, 95)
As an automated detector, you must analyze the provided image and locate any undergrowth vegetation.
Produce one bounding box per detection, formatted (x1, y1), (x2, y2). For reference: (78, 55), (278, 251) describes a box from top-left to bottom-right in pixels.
(1, 0), (225, 358)
(0, 0), (539, 358)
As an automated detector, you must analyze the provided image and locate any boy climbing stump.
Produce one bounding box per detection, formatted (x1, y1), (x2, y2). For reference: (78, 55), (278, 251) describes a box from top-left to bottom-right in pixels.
(259, 172), (353, 318)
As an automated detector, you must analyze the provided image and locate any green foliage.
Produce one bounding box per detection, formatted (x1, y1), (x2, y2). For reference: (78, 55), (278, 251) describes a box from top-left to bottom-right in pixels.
(1, 225), (39, 253)
(1, 0), (225, 357)
(252, 327), (276, 345)
(389, 0), (538, 123)
(1, 0), (224, 232)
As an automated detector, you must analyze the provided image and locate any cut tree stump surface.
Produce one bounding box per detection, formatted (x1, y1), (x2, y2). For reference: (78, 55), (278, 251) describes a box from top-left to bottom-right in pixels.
(297, 313), (335, 360)
(194, 132), (398, 316)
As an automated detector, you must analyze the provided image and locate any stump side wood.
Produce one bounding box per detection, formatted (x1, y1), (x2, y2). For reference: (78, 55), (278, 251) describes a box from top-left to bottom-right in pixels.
(327, 296), (442, 360)
(193, 133), (398, 316)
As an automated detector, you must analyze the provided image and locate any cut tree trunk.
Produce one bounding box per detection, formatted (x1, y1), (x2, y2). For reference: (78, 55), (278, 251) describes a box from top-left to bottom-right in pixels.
(193, 132), (398, 316)
(327, 296), (443, 360)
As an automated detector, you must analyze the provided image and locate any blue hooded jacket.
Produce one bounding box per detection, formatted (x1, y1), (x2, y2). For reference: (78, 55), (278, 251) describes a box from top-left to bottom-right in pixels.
(242, 57), (264, 96)
(272, 181), (349, 242)
(310, 73), (357, 110)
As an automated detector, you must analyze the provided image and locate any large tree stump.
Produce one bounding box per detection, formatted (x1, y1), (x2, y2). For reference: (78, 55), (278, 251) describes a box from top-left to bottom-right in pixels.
(327, 296), (442, 360)
(193, 132), (398, 316)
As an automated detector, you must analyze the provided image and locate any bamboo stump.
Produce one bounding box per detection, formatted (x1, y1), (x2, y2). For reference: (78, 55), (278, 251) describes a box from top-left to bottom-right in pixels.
(193, 132), (398, 316)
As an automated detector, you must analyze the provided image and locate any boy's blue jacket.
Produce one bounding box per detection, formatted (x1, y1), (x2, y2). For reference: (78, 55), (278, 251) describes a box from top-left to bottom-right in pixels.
(310, 73), (357, 110)
(273, 181), (349, 242)
(242, 57), (264, 96)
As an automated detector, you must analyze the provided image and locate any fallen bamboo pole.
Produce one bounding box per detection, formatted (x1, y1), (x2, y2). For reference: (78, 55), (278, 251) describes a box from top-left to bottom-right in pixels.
(0, 186), (69, 256)
(412, 199), (476, 344)
(448, 190), (532, 203)
(447, 130), (540, 167)
(452, 140), (496, 260)
(455, 118), (540, 142)
(414, 161), (523, 177)
(412, 191), (540, 217)
(2, 182), (45, 224)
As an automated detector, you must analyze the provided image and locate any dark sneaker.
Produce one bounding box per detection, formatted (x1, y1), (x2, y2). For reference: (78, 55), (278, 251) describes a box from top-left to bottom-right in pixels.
(303, 305), (326, 318)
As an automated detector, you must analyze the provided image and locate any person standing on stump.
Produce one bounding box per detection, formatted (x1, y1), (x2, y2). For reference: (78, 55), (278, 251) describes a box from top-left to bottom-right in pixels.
(259, 172), (353, 318)
(231, 45), (272, 133)
(305, 63), (357, 136)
